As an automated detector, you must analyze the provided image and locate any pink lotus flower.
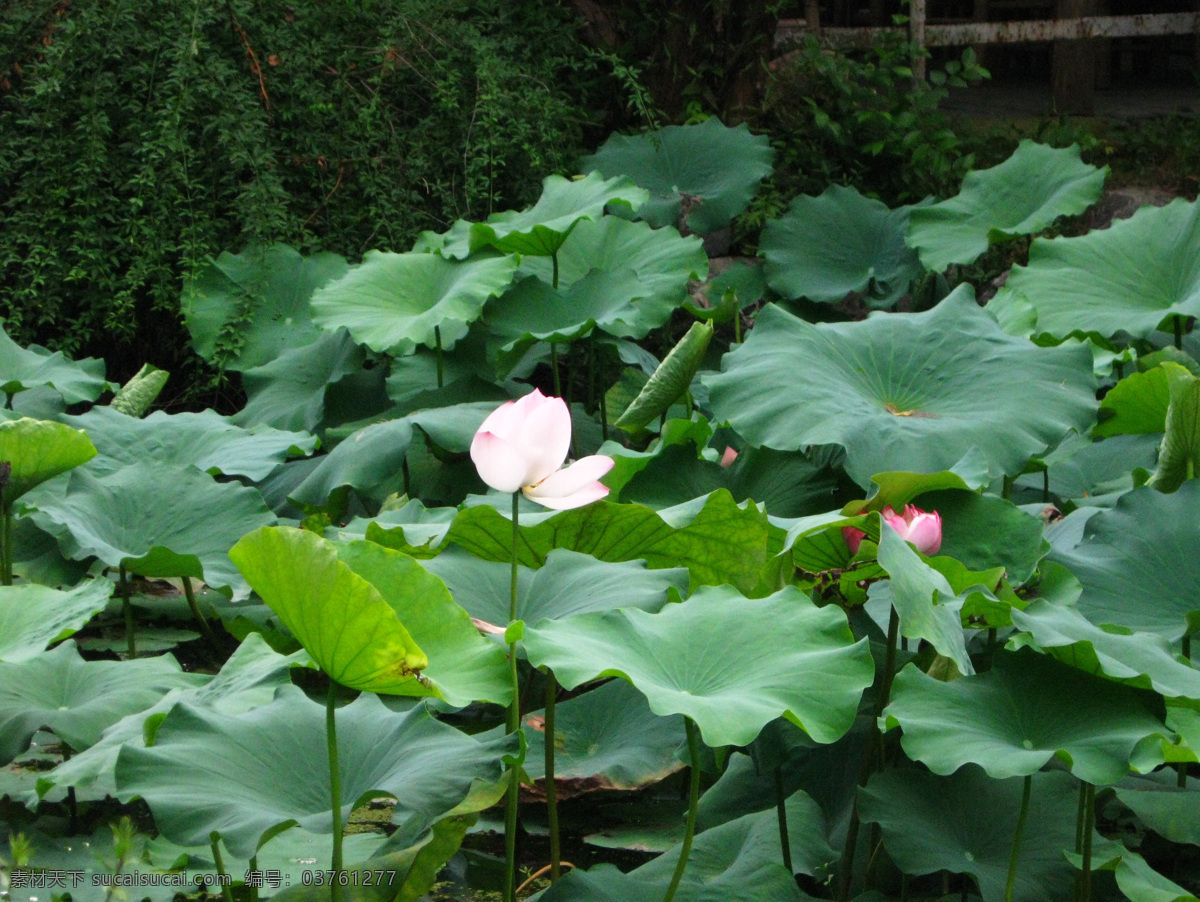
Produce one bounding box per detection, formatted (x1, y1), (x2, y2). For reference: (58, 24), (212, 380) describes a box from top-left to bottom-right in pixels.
(720, 446), (738, 467)
(470, 389), (614, 510)
(843, 504), (942, 556)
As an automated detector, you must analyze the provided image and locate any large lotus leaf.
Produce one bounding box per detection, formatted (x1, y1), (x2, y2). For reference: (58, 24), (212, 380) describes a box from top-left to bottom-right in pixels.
(516, 678), (686, 796)
(372, 490), (770, 594)
(331, 540), (510, 706)
(1095, 366), (1172, 438)
(1148, 363), (1200, 492)
(907, 141), (1107, 271)
(421, 548), (686, 632)
(0, 579), (111, 663)
(761, 185), (926, 307)
(1013, 432), (1159, 508)
(229, 526), (427, 693)
(1010, 599), (1200, 699)
(181, 244), (347, 370)
(0, 640), (205, 765)
(466, 172), (648, 257)
(858, 766), (1087, 902)
(234, 328), (383, 433)
(883, 648), (1169, 784)
(620, 444), (841, 518)
(0, 321), (110, 403)
(310, 251), (518, 353)
(873, 524), (975, 676)
(26, 463), (275, 600)
(522, 584), (873, 747)
(704, 289), (1097, 487)
(533, 790), (830, 902)
(62, 406), (315, 481)
(115, 685), (512, 859)
(991, 198), (1200, 340)
(37, 633), (309, 804)
(520, 216), (707, 324)
(1115, 780), (1200, 847)
(1050, 482), (1200, 640)
(914, 489), (1048, 584)
(0, 417), (96, 507)
(581, 118), (774, 235)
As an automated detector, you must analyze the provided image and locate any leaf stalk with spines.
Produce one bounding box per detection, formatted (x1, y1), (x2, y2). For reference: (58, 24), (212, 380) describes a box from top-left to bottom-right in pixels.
(504, 490), (521, 902)
(181, 575), (220, 650)
(775, 764), (792, 875)
(326, 678), (344, 902)
(661, 716), (701, 902)
(1003, 775), (1033, 902)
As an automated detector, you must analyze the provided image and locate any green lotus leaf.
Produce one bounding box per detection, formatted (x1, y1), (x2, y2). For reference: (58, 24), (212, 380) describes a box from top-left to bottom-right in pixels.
(907, 140), (1107, 271)
(617, 322), (713, 430)
(1103, 846), (1200, 902)
(37, 633), (309, 805)
(1050, 482), (1200, 640)
(375, 490), (770, 593)
(844, 452), (993, 515)
(1010, 599), (1200, 699)
(990, 198), (1200, 340)
(181, 244), (347, 370)
(467, 171), (648, 257)
(914, 489), (1048, 584)
(0, 640), (205, 765)
(234, 328), (387, 434)
(331, 540), (510, 706)
(620, 444), (841, 518)
(883, 648), (1169, 783)
(1013, 432), (1159, 508)
(109, 362), (169, 417)
(0, 320), (110, 404)
(522, 584), (873, 747)
(27, 463), (275, 600)
(0, 417), (96, 508)
(761, 185), (926, 307)
(310, 250), (518, 354)
(532, 790), (831, 902)
(1148, 362), (1200, 492)
(422, 548), (686, 631)
(1114, 779), (1200, 847)
(516, 678), (686, 796)
(873, 524), (975, 676)
(581, 117), (774, 235)
(519, 216), (707, 324)
(63, 406), (315, 481)
(229, 526), (426, 693)
(0, 579), (111, 663)
(858, 766), (1089, 902)
(704, 289), (1097, 487)
(1095, 366), (1172, 437)
(114, 685), (512, 859)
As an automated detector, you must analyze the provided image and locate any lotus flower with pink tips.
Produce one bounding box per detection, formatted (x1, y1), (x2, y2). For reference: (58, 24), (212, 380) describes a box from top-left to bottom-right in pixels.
(843, 503), (942, 556)
(470, 389), (614, 510)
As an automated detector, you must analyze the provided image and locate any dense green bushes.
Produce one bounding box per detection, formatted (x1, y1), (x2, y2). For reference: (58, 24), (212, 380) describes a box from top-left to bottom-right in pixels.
(0, 0), (610, 395)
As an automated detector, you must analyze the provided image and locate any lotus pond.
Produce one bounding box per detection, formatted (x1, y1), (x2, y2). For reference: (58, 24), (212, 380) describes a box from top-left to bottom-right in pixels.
(1, 120), (1199, 902)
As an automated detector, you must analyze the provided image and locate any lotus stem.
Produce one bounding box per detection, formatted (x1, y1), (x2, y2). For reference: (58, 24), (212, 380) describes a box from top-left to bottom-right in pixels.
(1175, 315), (1184, 350)
(1003, 775), (1033, 902)
(1079, 781), (1094, 902)
(662, 717), (701, 902)
(434, 326), (443, 389)
(775, 765), (792, 875)
(209, 835), (235, 902)
(181, 575), (219, 650)
(552, 252), (560, 290)
(550, 344), (562, 398)
(326, 679), (344, 902)
(545, 670), (561, 881)
(0, 504), (11, 586)
(504, 491), (521, 902)
(599, 384), (609, 442)
(119, 565), (136, 659)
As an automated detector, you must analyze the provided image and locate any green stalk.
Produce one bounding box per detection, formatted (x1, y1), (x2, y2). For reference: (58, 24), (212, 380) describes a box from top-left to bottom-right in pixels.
(1079, 782), (1094, 902)
(504, 491), (521, 902)
(210, 835), (236, 902)
(119, 565), (136, 658)
(662, 717), (702, 902)
(1176, 315), (1184, 350)
(326, 679), (344, 902)
(1, 503), (11, 586)
(545, 671), (561, 881)
(599, 385), (609, 442)
(775, 764), (793, 875)
(550, 343), (562, 397)
(1003, 775), (1033, 902)
(552, 252), (560, 290)
(181, 575), (219, 649)
(434, 326), (444, 389)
